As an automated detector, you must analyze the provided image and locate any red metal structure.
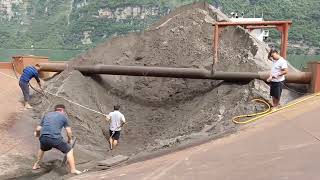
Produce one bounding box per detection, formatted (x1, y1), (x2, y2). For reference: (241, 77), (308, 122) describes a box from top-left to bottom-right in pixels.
(212, 21), (292, 67)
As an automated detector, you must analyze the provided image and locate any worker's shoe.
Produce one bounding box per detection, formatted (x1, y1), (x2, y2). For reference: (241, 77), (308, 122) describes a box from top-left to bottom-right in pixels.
(271, 106), (280, 111)
(25, 103), (33, 109)
(32, 163), (41, 170)
(71, 169), (82, 175)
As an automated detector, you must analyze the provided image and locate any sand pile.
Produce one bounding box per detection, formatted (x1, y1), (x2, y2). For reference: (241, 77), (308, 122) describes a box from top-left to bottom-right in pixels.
(20, 2), (298, 177)
(36, 2), (269, 154)
(36, 2), (272, 156)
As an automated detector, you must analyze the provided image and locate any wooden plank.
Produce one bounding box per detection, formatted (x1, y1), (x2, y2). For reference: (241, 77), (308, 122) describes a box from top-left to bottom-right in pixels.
(97, 155), (129, 167)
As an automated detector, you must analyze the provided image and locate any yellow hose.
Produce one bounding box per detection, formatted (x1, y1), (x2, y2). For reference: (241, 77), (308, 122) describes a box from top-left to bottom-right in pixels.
(232, 98), (271, 124)
(233, 92), (320, 124)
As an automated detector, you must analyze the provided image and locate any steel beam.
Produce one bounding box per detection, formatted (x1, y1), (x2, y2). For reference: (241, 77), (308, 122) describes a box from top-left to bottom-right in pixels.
(216, 21), (292, 26)
(212, 20), (292, 66)
(38, 63), (67, 72)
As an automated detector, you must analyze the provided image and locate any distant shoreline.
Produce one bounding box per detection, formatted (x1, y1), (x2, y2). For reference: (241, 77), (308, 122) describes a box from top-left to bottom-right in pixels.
(0, 48), (82, 61)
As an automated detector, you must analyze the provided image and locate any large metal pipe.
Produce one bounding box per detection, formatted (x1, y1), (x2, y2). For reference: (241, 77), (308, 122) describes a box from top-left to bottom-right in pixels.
(38, 63), (312, 84)
(38, 63), (67, 72)
(258, 71), (312, 84)
(75, 65), (262, 81)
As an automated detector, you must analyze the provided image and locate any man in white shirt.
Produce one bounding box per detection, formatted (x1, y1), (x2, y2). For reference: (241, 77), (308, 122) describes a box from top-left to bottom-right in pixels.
(106, 105), (126, 150)
(267, 49), (288, 108)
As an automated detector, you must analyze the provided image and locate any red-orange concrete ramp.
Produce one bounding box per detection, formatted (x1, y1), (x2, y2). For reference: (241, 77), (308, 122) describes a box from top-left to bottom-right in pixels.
(0, 69), (39, 176)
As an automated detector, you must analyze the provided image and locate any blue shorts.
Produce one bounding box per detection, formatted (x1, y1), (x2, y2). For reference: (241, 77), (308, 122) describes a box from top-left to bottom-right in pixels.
(270, 81), (283, 100)
(39, 136), (71, 154)
(19, 80), (30, 102)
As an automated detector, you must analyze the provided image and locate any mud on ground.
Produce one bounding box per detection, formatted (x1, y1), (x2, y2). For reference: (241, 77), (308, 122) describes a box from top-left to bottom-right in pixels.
(2, 2), (300, 180)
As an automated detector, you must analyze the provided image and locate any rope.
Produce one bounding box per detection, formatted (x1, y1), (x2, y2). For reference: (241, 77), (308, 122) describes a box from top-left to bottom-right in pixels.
(43, 90), (108, 117)
(0, 71), (18, 80)
(0, 67), (145, 127)
(8, 63), (109, 117)
(281, 82), (306, 95)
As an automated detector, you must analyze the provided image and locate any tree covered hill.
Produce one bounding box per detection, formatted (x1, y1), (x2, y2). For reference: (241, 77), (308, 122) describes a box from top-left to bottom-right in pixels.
(0, 0), (319, 54)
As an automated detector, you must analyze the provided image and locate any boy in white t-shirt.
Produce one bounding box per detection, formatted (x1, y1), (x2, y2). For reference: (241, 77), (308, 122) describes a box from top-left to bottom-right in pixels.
(267, 49), (288, 108)
(105, 105), (126, 150)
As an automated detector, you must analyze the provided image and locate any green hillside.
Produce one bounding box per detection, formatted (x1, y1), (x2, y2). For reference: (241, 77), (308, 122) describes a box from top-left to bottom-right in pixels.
(0, 0), (319, 54)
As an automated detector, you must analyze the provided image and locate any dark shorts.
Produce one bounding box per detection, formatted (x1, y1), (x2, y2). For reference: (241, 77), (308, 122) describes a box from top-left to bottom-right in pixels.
(39, 136), (71, 154)
(270, 81), (283, 100)
(109, 130), (121, 140)
(19, 80), (30, 102)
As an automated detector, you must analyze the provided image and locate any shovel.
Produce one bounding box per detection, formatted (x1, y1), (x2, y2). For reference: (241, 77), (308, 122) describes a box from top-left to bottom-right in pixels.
(61, 137), (77, 167)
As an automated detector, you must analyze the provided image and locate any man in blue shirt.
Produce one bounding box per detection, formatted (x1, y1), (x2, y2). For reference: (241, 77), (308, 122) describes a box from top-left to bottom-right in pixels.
(32, 104), (82, 175)
(19, 64), (42, 109)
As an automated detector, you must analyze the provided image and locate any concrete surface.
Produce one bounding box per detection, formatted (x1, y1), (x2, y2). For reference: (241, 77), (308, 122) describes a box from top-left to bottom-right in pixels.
(0, 69), (24, 155)
(71, 95), (320, 180)
(0, 68), (40, 177)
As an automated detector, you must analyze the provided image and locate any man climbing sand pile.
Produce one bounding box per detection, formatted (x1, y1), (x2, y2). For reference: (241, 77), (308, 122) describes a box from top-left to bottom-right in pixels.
(32, 104), (82, 175)
(19, 64), (42, 109)
(106, 105), (126, 150)
(267, 48), (288, 109)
